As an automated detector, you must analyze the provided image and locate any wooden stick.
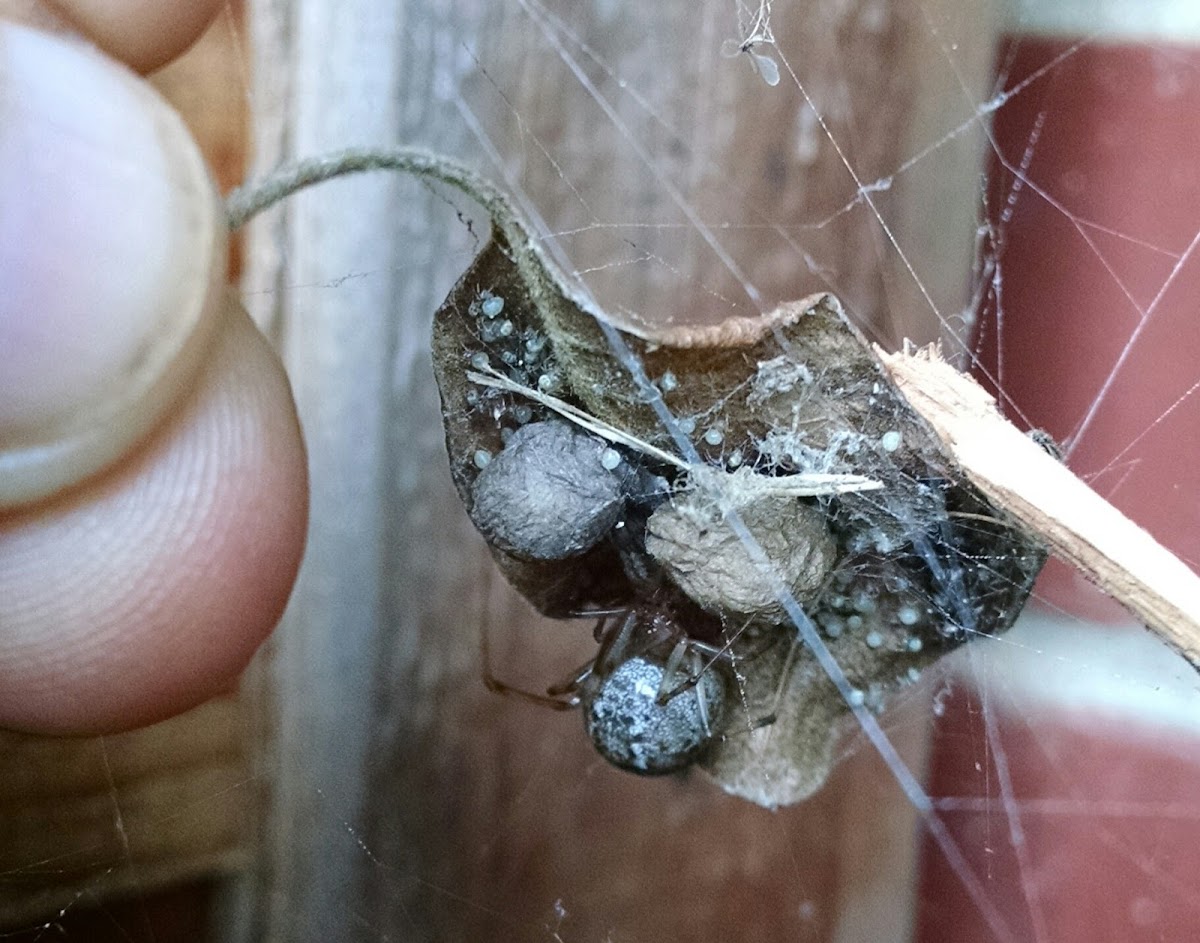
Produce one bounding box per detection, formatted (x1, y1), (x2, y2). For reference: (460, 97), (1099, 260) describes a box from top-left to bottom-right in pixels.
(877, 342), (1200, 671)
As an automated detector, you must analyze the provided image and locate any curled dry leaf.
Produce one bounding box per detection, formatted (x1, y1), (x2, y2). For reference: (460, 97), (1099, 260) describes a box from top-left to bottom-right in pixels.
(430, 227), (1046, 808)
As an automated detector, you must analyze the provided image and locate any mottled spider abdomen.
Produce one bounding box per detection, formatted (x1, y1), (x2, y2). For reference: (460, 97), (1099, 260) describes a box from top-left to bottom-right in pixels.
(583, 653), (729, 776)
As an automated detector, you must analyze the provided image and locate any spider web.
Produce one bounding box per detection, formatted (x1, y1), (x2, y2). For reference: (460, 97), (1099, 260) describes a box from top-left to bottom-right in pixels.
(263, 1), (1200, 938)
(7, 1), (1200, 941)
(405, 4), (1200, 940)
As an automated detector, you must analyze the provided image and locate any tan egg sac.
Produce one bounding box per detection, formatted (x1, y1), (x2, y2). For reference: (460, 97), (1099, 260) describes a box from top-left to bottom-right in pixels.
(645, 481), (837, 619)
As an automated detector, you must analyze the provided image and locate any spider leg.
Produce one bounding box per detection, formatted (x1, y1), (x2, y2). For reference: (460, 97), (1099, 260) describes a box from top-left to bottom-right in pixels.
(690, 649), (713, 736)
(756, 635), (803, 731)
(543, 610), (643, 700)
(545, 660), (595, 698)
(592, 609), (639, 678)
(483, 674), (579, 711)
(560, 605), (631, 620)
(655, 638), (692, 706)
(478, 591), (578, 711)
(656, 645), (729, 706)
(655, 617), (781, 705)
(660, 632), (795, 732)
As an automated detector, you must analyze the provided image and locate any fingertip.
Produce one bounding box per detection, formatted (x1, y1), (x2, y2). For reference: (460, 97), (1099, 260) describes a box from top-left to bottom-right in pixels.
(33, 0), (227, 73)
(0, 297), (308, 734)
(0, 18), (226, 509)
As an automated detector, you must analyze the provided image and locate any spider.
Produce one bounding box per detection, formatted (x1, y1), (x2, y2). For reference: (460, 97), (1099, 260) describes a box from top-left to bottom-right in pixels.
(482, 587), (777, 776)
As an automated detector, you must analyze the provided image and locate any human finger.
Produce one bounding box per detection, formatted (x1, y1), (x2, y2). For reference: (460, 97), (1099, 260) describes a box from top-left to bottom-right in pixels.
(0, 0), (226, 72)
(0, 294), (308, 734)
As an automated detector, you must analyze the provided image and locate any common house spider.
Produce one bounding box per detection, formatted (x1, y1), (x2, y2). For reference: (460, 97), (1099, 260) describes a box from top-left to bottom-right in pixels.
(475, 437), (776, 776)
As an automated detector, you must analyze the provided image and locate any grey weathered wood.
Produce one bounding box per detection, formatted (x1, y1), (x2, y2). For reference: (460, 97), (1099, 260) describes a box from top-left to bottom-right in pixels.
(235, 1), (993, 940)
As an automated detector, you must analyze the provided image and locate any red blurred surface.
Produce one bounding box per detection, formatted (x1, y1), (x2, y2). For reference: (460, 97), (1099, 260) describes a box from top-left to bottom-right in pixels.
(972, 34), (1200, 622)
(933, 30), (1200, 943)
(917, 681), (1200, 943)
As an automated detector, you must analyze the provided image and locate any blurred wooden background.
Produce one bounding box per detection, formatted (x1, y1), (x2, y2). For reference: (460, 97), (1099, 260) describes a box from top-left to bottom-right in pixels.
(1, 1), (998, 940)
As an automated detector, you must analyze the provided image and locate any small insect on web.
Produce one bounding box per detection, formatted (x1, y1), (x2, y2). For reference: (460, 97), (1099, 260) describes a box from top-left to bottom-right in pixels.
(721, 0), (781, 86)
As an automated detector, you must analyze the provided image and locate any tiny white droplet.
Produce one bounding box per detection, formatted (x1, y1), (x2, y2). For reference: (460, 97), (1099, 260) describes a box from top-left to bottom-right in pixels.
(703, 427), (724, 446)
(846, 615), (863, 631)
(481, 295), (504, 318)
(600, 448), (622, 470)
(498, 319), (514, 337)
(678, 417), (696, 435)
(659, 371), (679, 392)
(848, 688), (866, 707)
(897, 605), (920, 626)
(907, 667), (921, 683)
(473, 449), (492, 469)
(881, 430), (902, 452)
(865, 631), (884, 649)
(727, 449), (744, 469)
(906, 637), (923, 653)
(470, 351), (489, 370)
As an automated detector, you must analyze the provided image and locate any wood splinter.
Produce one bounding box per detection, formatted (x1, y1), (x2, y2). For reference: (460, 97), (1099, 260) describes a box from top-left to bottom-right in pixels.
(878, 342), (1200, 672)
